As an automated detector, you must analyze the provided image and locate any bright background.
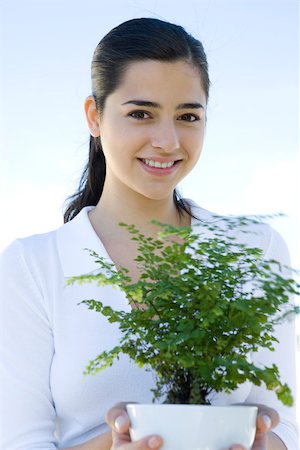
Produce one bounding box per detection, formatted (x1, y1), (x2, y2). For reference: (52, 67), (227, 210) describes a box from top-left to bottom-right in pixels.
(1, 0), (299, 424)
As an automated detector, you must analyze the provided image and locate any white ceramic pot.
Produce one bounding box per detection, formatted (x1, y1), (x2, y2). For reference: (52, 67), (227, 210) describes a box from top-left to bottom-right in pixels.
(126, 404), (257, 450)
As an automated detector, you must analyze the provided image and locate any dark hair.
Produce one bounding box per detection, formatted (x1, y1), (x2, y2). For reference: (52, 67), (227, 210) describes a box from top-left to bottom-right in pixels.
(64, 17), (210, 222)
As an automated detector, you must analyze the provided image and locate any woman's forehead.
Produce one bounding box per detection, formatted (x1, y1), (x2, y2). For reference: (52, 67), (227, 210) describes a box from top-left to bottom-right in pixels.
(113, 59), (206, 103)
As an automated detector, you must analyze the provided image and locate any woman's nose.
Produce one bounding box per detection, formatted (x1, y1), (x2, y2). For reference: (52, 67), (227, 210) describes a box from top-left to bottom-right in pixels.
(150, 120), (180, 153)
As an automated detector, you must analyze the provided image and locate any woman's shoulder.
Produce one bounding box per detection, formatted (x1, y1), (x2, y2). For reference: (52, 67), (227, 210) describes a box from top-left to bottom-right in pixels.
(186, 199), (289, 262)
(0, 205), (105, 283)
(1, 228), (56, 264)
(0, 229), (61, 294)
(1, 206), (93, 264)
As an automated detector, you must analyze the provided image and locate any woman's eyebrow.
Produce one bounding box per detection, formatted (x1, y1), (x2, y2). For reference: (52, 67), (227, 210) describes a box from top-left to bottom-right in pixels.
(121, 100), (205, 110)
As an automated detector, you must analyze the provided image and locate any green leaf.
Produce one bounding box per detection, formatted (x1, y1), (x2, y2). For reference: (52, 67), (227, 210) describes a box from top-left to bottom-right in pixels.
(68, 216), (300, 405)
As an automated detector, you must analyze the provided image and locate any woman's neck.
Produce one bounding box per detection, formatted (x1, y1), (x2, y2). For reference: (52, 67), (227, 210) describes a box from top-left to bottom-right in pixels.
(89, 188), (190, 241)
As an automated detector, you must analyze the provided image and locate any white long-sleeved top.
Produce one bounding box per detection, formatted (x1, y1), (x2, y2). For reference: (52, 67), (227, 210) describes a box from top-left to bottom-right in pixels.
(0, 203), (298, 449)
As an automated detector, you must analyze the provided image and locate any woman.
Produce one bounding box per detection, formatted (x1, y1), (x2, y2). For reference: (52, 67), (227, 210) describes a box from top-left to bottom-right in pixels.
(0, 18), (298, 450)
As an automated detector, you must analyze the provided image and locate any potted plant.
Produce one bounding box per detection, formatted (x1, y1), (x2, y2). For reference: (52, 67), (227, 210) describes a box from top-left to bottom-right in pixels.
(67, 215), (299, 450)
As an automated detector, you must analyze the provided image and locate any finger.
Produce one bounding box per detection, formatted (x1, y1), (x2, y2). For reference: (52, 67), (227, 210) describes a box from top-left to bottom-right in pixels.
(105, 402), (131, 433)
(106, 402), (163, 449)
(229, 445), (245, 450)
(235, 403), (280, 433)
(256, 406), (280, 433)
(114, 434), (163, 449)
(251, 430), (267, 450)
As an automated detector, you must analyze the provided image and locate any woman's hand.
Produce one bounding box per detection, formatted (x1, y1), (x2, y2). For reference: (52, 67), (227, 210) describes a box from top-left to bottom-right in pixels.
(230, 404), (283, 450)
(106, 403), (163, 449)
(106, 403), (284, 450)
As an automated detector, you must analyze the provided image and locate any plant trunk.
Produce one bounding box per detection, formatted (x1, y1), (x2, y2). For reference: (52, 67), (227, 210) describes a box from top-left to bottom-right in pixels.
(164, 370), (210, 405)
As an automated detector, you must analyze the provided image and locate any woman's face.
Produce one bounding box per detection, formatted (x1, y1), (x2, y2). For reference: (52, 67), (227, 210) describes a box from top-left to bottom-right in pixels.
(94, 59), (207, 202)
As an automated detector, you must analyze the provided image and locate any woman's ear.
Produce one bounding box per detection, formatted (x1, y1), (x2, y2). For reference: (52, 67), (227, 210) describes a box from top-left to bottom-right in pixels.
(84, 95), (100, 137)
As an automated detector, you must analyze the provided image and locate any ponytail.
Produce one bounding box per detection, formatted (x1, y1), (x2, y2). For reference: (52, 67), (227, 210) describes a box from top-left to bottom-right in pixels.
(63, 136), (106, 223)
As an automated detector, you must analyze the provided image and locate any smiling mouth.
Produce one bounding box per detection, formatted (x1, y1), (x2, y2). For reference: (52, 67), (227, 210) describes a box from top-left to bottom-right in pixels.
(140, 158), (180, 169)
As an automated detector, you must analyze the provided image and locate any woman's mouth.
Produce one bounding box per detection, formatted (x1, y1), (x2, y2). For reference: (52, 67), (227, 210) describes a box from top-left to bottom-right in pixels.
(138, 158), (181, 175)
(142, 159), (175, 168)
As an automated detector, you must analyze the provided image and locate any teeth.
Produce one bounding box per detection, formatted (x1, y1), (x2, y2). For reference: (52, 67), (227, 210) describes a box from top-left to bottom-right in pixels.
(143, 159), (175, 168)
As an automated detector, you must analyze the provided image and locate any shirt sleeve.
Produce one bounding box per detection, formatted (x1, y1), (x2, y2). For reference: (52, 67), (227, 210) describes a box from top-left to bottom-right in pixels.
(244, 227), (299, 449)
(0, 240), (58, 449)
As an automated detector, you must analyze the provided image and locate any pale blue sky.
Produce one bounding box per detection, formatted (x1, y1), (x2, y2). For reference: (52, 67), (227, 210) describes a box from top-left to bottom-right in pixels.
(0, 0), (299, 422)
(0, 0), (299, 264)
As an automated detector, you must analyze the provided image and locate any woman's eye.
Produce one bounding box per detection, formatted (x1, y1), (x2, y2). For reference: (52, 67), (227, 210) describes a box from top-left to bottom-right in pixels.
(178, 113), (200, 122)
(128, 110), (151, 120)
